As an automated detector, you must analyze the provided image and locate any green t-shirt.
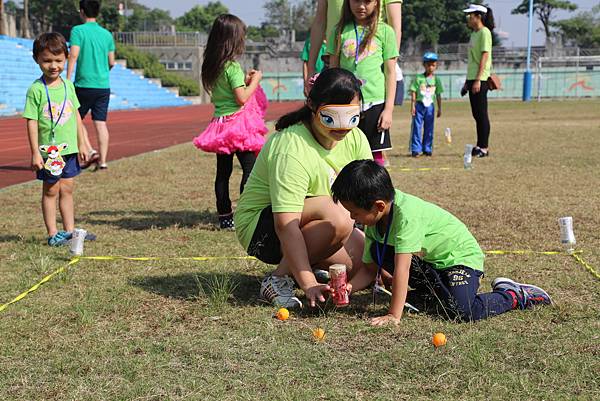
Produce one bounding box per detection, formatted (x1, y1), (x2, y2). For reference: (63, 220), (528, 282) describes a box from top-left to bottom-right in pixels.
(326, 22), (398, 103)
(409, 74), (443, 107)
(210, 61), (246, 117)
(234, 122), (373, 250)
(363, 189), (484, 272)
(70, 22), (115, 89)
(23, 78), (81, 157)
(325, 0), (403, 43)
(302, 39), (327, 73)
(467, 27), (492, 81)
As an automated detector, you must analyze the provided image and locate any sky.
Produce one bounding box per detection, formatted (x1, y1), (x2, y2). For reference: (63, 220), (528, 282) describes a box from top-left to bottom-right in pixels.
(137, 0), (598, 47)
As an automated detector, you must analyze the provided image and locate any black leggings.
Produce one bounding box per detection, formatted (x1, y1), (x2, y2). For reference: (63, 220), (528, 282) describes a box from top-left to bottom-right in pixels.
(467, 80), (491, 149)
(215, 151), (255, 215)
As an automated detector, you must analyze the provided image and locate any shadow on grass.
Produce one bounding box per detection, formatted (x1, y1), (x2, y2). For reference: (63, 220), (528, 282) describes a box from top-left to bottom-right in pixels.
(80, 209), (217, 230)
(129, 272), (261, 305)
(0, 234), (23, 243)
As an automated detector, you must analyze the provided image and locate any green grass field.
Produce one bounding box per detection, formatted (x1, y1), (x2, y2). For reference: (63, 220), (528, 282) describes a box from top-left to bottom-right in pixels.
(1, 100), (599, 400)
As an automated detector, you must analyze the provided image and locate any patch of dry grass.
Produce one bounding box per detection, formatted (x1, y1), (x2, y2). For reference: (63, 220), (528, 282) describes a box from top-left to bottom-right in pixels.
(0, 100), (599, 400)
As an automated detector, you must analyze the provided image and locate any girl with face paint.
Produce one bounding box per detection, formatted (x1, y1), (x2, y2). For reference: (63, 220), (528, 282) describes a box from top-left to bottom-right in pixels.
(234, 68), (373, 309)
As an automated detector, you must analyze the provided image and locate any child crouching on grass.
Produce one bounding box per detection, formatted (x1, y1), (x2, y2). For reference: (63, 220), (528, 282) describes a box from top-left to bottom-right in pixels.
(331, 160), (552, 326)
(24, 33), (94, 246)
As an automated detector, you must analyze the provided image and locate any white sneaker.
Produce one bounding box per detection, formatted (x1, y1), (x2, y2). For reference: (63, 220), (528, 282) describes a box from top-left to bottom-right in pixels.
(260, 274), (302, 309)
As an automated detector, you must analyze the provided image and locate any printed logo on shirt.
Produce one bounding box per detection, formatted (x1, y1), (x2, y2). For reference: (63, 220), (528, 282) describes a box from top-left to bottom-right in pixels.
(419, 81), (437, 107)
(44, 100), (74, 126)
(342, 39), (378, 63)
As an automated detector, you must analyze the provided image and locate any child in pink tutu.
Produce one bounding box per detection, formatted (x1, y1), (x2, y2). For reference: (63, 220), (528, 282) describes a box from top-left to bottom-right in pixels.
(193, 14), (268, 230)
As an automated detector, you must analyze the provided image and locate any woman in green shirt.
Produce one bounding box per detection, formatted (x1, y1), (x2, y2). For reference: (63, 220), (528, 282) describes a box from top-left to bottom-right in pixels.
(234, 68), (373, 309)
(462, 4), (495, 158)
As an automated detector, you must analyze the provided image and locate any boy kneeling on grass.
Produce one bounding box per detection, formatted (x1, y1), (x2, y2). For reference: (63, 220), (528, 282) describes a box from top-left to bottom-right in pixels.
(331, 160), (552, 326)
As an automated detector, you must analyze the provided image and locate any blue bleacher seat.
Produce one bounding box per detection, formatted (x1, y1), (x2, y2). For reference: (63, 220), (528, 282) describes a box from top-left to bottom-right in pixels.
(0, 35), (191, 117)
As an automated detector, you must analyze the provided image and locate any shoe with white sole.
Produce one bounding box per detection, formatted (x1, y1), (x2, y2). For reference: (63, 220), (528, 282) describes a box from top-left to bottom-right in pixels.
(492, 277), (553, 309)
(260, 274), (303, 309)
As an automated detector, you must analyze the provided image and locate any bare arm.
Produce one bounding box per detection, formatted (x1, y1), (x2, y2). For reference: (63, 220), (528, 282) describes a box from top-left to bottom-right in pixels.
(386, 2), (402, 50)
(436, 94), (442, 118)
(377, 57), (397, 130)
(26, 119), (43, 171)
(410, 90), (416, 116)
(75, 112), (90, 161)
(472, 51), (489, 94)
(371, 253), (412, 326)
(328, 54), (340, 68)
(108, 51), (115, 70)
(233, 70), (262, 105)
(66, 45), (80, 81)
(306, 0), (327, 84)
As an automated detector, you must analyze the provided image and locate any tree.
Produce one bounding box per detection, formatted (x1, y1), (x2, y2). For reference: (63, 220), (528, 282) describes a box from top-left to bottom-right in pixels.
(176, 1), (228, 33)
(123, 4), (173, 31)
(263, 0), (314, 34)
(554, 4), (600, 48)
(402, 0), (445, 48)
(512, 0), (578, 45)
(247, 24), (279, 42)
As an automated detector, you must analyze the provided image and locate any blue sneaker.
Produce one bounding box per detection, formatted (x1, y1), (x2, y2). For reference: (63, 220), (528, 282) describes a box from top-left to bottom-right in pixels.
(492, 277), (553, 309)
(47, 231), (72, 247)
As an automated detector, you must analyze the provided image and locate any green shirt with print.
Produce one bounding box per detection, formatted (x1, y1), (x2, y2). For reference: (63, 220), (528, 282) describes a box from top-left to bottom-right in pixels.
(23, 78), (81, 157)
(302, 38), (327, 73)
(211, 61), (246, 117)
(326, 22), (398, 104)
(408, 74), (443, 106)
(234, 122), (373, 250)
(70, 22), (115, 89)
(363, 189), (484, 272)
(325, 0), (403, 43)
(467, 27), (492, 81)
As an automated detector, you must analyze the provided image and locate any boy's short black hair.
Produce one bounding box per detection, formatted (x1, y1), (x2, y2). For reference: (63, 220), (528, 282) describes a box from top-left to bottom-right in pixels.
(33, 32), (69, 60)
(331, 160), (395, 210)
(80, 0), (101, 18)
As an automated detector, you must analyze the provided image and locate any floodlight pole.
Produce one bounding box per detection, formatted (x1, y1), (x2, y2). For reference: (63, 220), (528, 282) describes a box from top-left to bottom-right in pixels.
(522, 0), (534, 101)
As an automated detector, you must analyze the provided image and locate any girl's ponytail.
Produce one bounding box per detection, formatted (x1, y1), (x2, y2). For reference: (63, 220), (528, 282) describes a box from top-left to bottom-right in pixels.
(483, 7), (495, 31)
(275, 106), (312, 131)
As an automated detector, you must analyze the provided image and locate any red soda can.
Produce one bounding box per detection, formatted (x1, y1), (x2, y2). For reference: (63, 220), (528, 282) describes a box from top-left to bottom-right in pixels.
(329, 264), (349, 306)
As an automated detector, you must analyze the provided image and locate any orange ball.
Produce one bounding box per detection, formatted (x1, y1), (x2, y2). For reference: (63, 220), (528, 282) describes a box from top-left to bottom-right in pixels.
(432, 332), (447, 348)
(312, 327), (326, 341)
(275, 308), (289, 321)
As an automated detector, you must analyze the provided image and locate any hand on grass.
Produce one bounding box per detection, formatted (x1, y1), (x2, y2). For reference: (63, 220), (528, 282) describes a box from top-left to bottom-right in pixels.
(370, 314), (400, 327)
(305, 284), (331, 308)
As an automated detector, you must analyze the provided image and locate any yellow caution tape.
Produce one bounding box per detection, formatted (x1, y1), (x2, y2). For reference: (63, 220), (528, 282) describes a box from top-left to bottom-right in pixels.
(0, 257), (80, 313)
(571, 252), (600, 280)
(78, 256), (256, 262)
(484, 250), (582, 255)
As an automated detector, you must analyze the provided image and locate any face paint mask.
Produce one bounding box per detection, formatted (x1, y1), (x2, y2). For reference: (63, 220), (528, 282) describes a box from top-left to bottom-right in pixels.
(316, 104), (361, 131)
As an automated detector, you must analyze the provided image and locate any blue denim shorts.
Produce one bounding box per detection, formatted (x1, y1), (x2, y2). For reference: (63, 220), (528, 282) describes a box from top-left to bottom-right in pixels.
(36, 153), (81, 183)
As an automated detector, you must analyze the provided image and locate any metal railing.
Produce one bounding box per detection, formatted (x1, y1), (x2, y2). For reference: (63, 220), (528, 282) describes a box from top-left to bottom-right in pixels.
(113, 32), (207, 47)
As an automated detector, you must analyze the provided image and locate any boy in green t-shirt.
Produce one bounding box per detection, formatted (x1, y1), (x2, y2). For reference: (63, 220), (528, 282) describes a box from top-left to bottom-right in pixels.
(408, 52), (443, 157)
(331, 160), (552, 326)
(24, 33), (91, 246)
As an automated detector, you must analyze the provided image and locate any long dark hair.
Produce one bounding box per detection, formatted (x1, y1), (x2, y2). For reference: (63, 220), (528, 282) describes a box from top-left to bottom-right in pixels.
(275, 68), (362, 131)
(202, 14), (246, 93)
(333, 0), (381, 59)
(474, 6), (495, 31)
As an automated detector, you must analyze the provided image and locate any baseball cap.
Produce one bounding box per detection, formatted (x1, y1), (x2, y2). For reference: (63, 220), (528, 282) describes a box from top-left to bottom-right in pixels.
(423, 52), (438, 62)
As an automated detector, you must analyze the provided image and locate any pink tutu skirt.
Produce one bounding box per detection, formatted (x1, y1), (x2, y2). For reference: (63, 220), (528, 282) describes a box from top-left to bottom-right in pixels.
(193, 86), (268, 154)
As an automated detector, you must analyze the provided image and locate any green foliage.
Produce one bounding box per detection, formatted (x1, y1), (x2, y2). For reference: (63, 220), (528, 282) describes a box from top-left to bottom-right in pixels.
(175, 1), (228, 33)
(512, 0), (578, 39)
(124, 5), (174, 32)
(263, 0), (315, 37)
(246, 24), (280, 42)
(554, 4), (600, 48)
(402, 0), (446, 47)
(115, 44), (200, 96)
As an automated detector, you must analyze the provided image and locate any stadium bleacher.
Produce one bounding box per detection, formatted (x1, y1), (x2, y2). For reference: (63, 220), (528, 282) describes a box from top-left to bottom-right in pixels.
(0, 35), (191, 117)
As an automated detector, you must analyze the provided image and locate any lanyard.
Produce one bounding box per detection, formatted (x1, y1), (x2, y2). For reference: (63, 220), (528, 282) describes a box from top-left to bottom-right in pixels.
(41, 76), (67, 142)
(353, 22), (366, 65)
(374, 200), (394, 290)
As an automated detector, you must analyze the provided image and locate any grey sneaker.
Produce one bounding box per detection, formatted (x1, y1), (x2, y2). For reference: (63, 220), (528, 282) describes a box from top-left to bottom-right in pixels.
(492, 277), (553, 309)
(260, 274), (303, 309)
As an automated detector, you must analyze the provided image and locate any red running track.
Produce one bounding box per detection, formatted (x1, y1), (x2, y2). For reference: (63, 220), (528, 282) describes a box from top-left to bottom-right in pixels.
(0, 102), (302, 189)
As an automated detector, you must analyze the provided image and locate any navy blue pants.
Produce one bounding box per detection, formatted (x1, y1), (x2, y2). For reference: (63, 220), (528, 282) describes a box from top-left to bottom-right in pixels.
(371, 243), (514, 321)
(410, 102), (435, 154)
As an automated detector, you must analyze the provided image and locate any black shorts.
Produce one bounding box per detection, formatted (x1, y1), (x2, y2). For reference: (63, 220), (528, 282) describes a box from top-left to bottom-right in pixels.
(75, 87), (110, 121)
(247, 206), (283, 265)
(358, 103), (392, 152)
(36, 153), (81, 183)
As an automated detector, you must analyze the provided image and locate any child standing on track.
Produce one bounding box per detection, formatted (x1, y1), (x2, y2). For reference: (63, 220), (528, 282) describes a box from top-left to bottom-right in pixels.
(24, 33), (91, 246)
(408, 52), (443, 157)
(332, 160), (552, 326)
(193, 14), (268, 230)
(326, 0), (398, 167)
